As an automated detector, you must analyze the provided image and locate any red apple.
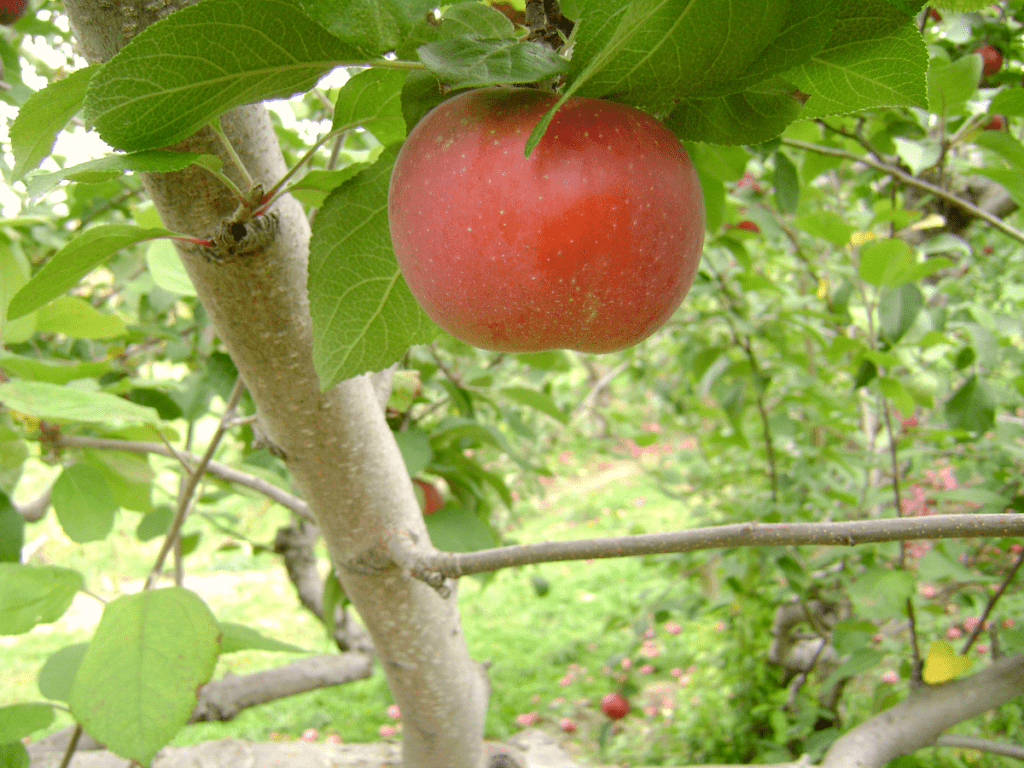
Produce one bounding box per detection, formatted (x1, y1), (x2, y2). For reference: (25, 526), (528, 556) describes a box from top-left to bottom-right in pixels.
(734, 220), (760, 234)
(0, 0), (27, 24)
(388, 87), (705, 353)
(976, 45), (1002, 76)
(982, 114), (1006, 131)
(600, 691), (630, 720)
(413, 478), (443, 515)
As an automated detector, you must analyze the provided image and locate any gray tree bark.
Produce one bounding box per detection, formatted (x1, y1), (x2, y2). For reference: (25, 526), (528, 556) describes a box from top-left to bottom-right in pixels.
(61, 3), (488, 766)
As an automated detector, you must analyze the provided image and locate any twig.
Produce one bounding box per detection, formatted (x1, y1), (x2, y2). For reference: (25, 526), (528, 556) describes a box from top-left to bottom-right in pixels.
(935, 734), (1024, 760)
(52, 434), (312, 521)
(780, 138), (1024, 245)
(146, 378), (247, 588)
(961, 548), (1023, 655)
(425, 514), (1024, 578)
(57, 723), (82, 768)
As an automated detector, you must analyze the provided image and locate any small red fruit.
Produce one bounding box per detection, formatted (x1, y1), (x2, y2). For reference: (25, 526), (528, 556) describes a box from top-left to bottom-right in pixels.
(982, 114), (1006, 131)
(976, 45), (1003, 76)
(0, 0), (27, 24)
(600, 691), (630, 720)
(388, 87), (705, 353)
(927, 8), (941, 22)
(413, 478), (443, 515)
(559, 717), (577, 733)
(734, 220), (760, 234)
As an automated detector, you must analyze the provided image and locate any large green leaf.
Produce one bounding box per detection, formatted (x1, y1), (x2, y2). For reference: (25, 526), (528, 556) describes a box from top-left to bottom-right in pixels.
(51, 464), (119, 544)
(786, 0), (928, 118)
(10, 67), (94, 181)
(0, 381), (161, 426)
(568, 0), (838, 111)
(332, 67), (408, 145)
(6, 225), (179, 320)
(83, 0), (366, 151)
(927, 52), (982, 115)
(297, 0), (436, 55)
(664, 77), (807, 145)
(0, 492), (24, 563)
(308, 146), (438, 389)
(945, 375), (995, 434)
(69, 588), (220, 766)
(0, 564), (83, 636)
(26, 151), (222, 199)
(34, 297), (127, 340)
(879, 282), (923, 344)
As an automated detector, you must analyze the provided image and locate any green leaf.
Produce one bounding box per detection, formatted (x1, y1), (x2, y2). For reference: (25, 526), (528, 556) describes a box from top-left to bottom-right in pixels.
(332, 67), (408, 145)
(395, 428), (433, 476)
(927, 53), (982, 115)
(0, 380), (161, 426)
(916, 549), (977, 582)
(876, 376), (914, 415)
(424, 504), (497, 553)
(0, 564), (84, 636)
(945, 375), (995, 434)
(308, 146), (438, 390)
(0, 352), (112, 385)
(69, 588), (220, 766)
(136, 508), (174, 542)
(83, 0), (365, 152)
(51, 464), (119, 544)
(417, 5), (568, 89)
(0, 499), (23, 564)
(7, 225), (180, 320)
(0, 241), (36, 345)
(0, 742), (28, 768)
(971, 129), (1024, 172)
(773, 150), (800, 214)
(786, 0), (928, 118)
(34, 296), (127, 340)
(26, 150), (222, 199)
(568, 0), (837, 114)
(219, 622), (307, 654)
(10, 67), (94, 180)
(989, 87), (1024, 117)
(858, 238), (913, 286)
(974, 167), (1024, 210)
(796, 211), (854, 247)
(664, 77), (806, 145)
(38, 643), (89, 703)
(0, 703), (54, 744)
(879, 282), (923, 344)
(83, 450), (155, 514)
(145, 239), (197, 296)
(500, 386), (568, 424)
(296, 0), (436, 55)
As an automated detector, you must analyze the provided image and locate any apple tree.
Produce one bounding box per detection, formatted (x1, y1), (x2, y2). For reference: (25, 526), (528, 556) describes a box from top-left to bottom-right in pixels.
(1, 1), (1024, 768)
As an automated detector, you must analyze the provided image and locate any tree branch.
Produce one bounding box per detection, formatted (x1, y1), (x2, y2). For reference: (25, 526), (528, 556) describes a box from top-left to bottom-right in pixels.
(934, 735), (1024, 760)
(425, 514), (1024, 577)
(780, 138), (1024, 245)
(820, 653), (1024, 768)
(52, 434), (313, 521)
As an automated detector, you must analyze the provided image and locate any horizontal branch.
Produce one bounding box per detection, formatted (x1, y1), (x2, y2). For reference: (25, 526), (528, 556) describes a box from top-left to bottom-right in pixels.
(780, 138), (1024, 245)
(935, 735), (1024, 760)
(427, 514), (1024, 577)
(54, 434), (313, 522)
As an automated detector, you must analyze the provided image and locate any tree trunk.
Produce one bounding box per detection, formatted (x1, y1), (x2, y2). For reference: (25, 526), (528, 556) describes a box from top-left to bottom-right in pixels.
(61, 3), (489, 766)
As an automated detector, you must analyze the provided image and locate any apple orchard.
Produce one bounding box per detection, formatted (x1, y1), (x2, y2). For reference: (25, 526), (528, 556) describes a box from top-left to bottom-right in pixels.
(2, 2), (1024, 768)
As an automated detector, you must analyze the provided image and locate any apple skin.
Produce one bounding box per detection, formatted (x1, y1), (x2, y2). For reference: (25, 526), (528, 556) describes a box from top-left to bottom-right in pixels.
(388, 87), (705, 353)
(0, 0), (27, 24)
(976, 45), (1002, 76)
(600, 691), (630, 720)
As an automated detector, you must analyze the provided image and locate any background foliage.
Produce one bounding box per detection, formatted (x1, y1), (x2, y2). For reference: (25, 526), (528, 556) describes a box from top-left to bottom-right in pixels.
(1, 0), (1023, 766)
